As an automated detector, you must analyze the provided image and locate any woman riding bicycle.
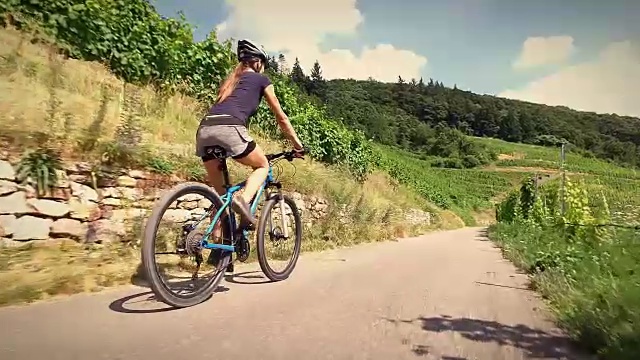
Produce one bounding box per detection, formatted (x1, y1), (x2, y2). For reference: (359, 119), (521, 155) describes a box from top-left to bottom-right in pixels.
(196, 38), (304, 230)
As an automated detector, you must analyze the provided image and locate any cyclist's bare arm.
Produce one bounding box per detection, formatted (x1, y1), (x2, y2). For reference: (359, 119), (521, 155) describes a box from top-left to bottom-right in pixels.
(263, 84), (304, 150)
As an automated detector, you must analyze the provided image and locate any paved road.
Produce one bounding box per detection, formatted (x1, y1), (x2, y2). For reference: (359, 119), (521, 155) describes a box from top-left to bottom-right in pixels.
(0, 227), (586, 360)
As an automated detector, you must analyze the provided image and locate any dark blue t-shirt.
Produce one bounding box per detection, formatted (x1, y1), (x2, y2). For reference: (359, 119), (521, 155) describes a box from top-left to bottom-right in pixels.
(208, 72), (272, 126)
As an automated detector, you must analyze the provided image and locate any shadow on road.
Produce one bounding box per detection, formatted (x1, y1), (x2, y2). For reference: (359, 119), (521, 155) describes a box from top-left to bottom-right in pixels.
(108, 285), (230, 314)
(474, 228), (491, 241)
(121, 261), (233, 312)
(108, 291), (179, 314)
(385, 315), (583, 359)
(224, 271), (274, 285)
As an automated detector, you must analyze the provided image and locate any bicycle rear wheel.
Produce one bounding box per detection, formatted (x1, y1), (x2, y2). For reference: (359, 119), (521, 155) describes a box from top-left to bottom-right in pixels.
(256, 194), (303, 281)
(142, 182), (231, 308)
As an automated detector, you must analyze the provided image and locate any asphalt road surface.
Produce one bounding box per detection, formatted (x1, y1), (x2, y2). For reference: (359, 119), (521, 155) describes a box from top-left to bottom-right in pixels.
(0, 227), (588, 360)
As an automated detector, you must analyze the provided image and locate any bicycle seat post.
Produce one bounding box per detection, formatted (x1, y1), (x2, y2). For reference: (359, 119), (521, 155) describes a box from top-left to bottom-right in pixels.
(218, 158), (231, 191)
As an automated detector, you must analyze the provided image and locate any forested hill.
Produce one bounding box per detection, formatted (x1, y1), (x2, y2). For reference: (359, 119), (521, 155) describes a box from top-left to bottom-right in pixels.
(285, 58), (640, 168)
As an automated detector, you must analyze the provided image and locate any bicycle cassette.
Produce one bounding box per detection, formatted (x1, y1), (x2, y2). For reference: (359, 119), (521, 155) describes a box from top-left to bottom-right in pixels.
(185, 230), (205, 256)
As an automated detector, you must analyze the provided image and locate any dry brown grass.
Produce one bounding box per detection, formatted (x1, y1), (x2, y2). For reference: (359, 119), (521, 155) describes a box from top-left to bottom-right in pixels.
(0, 240), (141, 306)
(497, 152), (525, 161)
(433, 210), (466, 230)
(472, 209), (498, 226)
(0, 27), (454, 305)
(0, 27), (202, 149)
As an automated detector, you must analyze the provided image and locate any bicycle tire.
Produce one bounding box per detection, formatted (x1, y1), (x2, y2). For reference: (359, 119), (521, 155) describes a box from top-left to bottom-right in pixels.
(142, 182), (231, 308)
(256, 194), (303, 281)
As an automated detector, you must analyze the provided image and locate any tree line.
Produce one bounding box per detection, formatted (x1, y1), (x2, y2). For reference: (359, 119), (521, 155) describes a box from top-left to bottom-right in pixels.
(284, 58), (640, 169)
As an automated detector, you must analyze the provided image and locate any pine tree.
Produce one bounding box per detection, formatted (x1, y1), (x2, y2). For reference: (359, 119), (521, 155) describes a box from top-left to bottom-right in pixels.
(394, 76), (409, 109)
(290, 57), (308, 91)
(308, 60), (326, 97)
(267, 55), (279, 73)
(310, 60), (323, 81)
(277, 54), (289, 75)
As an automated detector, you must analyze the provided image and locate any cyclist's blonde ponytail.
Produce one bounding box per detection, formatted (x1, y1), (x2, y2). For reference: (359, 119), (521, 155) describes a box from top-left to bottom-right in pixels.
(216, 63), (245, 103)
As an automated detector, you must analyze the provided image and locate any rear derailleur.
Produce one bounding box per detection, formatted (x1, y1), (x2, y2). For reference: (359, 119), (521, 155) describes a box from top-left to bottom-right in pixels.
(177, 222), (206, 280)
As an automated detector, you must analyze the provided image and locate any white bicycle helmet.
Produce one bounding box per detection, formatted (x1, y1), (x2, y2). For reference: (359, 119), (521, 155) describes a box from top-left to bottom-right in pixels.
(237, 39), (268, 66)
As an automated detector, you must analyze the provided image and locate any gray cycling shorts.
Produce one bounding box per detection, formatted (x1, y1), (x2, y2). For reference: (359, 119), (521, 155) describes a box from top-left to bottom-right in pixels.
(195, 117), (256, 161)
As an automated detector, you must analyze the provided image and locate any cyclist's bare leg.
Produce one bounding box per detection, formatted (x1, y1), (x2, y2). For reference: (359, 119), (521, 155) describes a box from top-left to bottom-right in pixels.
(203, 159), (226, 241)
(234, 143), (269, 207)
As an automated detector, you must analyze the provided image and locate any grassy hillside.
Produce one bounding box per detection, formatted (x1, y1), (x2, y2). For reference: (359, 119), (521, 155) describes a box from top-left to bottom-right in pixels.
(286, 64), (639, 222)
(0, 24), (441, 232)
(371, 133), (640, 227)
(474, 137), (639, 178)
(374, 144), (531, 224)
(472, 137), (640, 224)
(285, 60), (639, 226)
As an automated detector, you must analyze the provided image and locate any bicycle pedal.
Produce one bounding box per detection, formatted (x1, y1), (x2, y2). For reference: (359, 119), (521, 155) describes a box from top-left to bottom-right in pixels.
(225, 262), (234, 273)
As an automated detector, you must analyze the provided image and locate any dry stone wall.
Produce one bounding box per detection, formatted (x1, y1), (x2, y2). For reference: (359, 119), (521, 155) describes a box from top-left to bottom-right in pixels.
(0, 159), (431, 247)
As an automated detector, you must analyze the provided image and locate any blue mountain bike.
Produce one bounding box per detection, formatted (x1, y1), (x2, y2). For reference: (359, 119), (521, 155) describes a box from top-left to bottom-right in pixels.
(142, 148), (304, 308)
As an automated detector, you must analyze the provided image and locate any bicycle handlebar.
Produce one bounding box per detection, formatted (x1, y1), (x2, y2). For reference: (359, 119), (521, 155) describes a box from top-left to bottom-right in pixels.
(266, 148), (306, 162)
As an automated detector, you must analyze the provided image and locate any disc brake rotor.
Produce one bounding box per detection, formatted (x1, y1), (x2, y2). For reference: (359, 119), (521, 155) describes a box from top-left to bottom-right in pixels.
(269, 226), (286, 246)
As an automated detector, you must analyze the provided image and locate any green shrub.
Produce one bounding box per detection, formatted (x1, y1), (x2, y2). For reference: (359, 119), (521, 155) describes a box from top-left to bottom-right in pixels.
(490, 223), (640, 360)
(146, 156), (175, 175)
(462, 154), (481, 168)
(252, 75), (374, 180)
(16, 147), (63, 196)
(492, 176), (640, 359)
(430, 157), (464, 169)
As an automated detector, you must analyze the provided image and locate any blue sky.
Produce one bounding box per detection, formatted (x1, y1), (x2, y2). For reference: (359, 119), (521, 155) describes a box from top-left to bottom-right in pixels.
(151, 0), (640, 117)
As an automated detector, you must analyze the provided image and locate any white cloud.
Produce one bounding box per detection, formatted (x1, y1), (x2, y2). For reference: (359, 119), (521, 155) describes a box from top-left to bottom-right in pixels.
(513, 35), (575, 70)
(499, 40), (640, 117)
(215, 0), (427, 82)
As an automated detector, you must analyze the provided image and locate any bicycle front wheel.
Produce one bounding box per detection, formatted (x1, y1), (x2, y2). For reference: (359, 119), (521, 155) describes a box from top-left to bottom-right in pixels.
(256, 194), (303, 281)
(141, 182), (231, 308)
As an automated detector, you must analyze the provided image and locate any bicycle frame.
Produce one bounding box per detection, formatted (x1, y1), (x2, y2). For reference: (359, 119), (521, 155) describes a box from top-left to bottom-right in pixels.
(194, 156), (282, 253)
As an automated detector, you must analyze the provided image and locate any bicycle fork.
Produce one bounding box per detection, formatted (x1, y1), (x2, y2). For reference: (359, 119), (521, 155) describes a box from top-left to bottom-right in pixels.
(279, 195), (290, 238)
(268, 192), (289, 239)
